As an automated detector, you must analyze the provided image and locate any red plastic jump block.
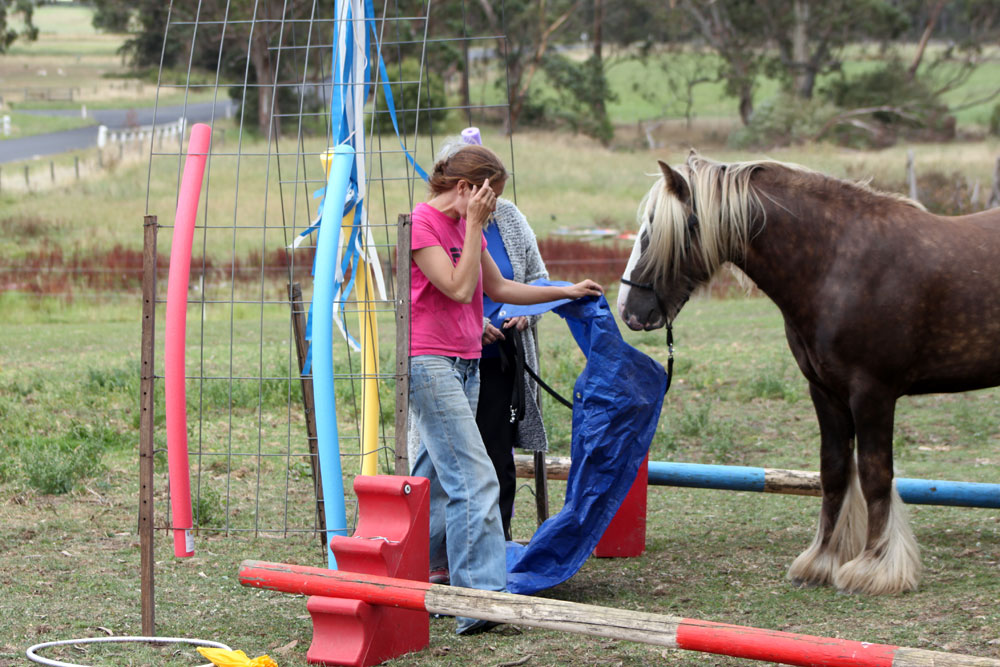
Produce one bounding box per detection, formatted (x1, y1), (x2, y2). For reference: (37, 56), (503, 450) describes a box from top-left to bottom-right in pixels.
(306, 475), (429, 666)
(594, 455), (648, 558)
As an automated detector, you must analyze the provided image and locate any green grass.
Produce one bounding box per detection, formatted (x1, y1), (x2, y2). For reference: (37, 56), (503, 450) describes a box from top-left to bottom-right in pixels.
(2, 292), (999, 666)
(10, 4), (106, 37)
(0, 110), (96, 139)
(0, 4), (141, 112)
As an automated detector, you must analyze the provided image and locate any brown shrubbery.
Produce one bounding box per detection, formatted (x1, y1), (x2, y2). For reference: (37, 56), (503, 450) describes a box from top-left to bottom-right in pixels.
(1, 239), (315, 296)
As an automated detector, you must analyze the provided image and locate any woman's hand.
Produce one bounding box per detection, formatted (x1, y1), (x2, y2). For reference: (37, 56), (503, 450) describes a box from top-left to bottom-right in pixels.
(466, 178), (497, 229)
(482, 322), (505, 345)
(564, 279), (604, 299)
(503, 316), (530, 332)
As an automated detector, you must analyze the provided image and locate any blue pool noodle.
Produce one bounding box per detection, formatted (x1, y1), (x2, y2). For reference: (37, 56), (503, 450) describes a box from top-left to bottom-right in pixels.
(312, 144), (355, 568)
(647, 461), (999, 508)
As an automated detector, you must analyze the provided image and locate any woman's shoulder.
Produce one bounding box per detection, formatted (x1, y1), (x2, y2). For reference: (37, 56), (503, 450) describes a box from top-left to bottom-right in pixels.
(412, 201), (437, 220)
(412, 202), (452, 228)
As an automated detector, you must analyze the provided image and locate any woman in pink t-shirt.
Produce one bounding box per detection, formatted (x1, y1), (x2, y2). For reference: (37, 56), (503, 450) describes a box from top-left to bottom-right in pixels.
(408, 145), (601, 635)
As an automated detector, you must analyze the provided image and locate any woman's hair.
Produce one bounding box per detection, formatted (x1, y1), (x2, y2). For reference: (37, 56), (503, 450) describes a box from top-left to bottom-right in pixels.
(428, 144), (507, 195)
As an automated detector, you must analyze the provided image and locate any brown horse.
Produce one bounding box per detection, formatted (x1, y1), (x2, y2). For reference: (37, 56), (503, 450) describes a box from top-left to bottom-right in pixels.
(618, 152), (1000, 595)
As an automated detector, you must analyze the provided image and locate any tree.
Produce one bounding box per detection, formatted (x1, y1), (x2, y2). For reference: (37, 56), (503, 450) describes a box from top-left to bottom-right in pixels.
(532, 0), (615, 143)
(118, 0), (179, 70)
(679, 0), (768, 125)
(110, 0), (318, 137)
(758, 0), (909, 99)
(92, 0), (132, 33)
(474, 0), (582, 133)
(812, 0), (1000, 146)
(540, 52), (616, 142)
(677, 0), (914, 124)
(1, 0), (38, 54)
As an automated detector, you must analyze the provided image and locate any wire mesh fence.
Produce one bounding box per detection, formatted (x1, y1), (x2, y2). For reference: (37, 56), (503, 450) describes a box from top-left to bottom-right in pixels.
(138, 0), (526, 559)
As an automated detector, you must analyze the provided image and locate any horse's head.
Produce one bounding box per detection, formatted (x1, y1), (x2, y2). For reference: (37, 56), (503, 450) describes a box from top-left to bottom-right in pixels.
(618, 159), (711, 331)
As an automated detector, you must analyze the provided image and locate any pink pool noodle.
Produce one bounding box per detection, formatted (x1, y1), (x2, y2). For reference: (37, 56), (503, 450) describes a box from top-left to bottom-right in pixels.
(165, 123), (212, 558)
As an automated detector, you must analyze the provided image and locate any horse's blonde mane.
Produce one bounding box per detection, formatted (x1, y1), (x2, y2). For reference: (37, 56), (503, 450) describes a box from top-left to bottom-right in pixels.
(638, 152), (925, 283)
(640, 153), (761, 283)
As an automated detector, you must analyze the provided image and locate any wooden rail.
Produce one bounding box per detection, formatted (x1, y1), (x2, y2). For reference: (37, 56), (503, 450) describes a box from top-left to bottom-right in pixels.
(239, 560), (1000, 667)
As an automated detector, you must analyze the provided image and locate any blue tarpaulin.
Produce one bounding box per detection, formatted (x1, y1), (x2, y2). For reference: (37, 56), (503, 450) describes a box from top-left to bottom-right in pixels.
(497, 281), (668, 595)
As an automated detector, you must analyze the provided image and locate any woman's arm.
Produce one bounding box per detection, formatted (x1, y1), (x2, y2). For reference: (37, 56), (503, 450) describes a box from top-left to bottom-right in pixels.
(412, 181), (496, 304)
(412, 244), (481, 303)
(481, 251), (602, 304)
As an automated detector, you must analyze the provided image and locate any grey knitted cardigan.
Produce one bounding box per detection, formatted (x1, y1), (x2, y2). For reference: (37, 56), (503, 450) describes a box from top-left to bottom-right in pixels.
(485, 198), (550, 452)
(406, 198), (550, 468)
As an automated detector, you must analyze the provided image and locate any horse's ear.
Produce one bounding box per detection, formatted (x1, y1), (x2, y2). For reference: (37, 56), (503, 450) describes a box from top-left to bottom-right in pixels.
(658, 160), (691, 204)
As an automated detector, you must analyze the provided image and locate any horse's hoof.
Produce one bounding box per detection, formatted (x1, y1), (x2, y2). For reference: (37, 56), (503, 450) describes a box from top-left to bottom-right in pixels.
(787, 548), (837, 588)
(833, 554), (920, 595)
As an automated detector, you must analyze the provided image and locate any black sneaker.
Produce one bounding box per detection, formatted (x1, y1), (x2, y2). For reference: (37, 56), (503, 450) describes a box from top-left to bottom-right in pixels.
(457, 619), (503, 636)
(429, 568), (450, 585)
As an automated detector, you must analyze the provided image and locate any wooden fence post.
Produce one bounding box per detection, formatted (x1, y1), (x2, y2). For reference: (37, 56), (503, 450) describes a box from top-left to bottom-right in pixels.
(395, 214), (412, 475)
(139, 215), (159, 636)
(288, 282), (326, 548)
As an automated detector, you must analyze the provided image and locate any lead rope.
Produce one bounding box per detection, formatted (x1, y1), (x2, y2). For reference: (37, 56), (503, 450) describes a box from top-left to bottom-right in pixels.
(665, 324), (674, 393)
(508, 318), (675, 413)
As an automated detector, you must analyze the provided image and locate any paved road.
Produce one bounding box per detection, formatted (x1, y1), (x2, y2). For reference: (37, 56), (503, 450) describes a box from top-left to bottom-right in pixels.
(0, 100), (235, 164)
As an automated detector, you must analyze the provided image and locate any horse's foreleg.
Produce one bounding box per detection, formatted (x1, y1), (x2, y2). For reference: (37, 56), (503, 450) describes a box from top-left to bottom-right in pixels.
(833, 392), (920, 595)
(788, 383), (862, 588)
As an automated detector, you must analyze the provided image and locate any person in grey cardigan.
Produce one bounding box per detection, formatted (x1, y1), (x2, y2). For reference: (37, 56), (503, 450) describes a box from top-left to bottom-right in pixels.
(477, 197), (550, 541)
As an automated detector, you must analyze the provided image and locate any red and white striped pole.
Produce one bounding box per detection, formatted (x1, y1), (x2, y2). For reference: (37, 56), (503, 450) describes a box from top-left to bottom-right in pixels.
(239, 561), (999, 667)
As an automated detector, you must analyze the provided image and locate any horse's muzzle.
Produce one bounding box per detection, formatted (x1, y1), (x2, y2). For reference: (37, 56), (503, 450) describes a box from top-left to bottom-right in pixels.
(622, 310), (666, 331)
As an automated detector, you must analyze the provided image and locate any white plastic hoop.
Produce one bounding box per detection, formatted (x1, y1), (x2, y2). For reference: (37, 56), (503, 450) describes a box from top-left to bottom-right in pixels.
(25, 636), (232, 667)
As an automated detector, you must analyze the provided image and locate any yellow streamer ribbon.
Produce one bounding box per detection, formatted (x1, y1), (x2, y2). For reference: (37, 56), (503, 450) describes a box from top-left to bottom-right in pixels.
(196, 647), (278, 667)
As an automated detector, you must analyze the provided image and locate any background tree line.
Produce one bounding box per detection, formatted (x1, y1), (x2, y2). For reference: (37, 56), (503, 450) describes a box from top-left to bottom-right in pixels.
(4, 0), (999, 147)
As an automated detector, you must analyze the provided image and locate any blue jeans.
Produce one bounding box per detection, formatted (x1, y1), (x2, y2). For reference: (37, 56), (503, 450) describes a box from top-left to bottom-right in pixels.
(409, 355), (507, 633)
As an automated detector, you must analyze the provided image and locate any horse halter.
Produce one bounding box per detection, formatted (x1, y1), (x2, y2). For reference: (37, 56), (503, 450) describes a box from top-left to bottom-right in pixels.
(620, 277), (654, 291)
(618, 174), (700, 392)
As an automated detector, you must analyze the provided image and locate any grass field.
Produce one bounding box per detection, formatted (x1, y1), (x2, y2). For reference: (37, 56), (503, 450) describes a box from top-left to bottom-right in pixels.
(1, 4), (129, 99)
(2, 291), (999, 666)
(0, 4), (214, 114)
(0, 110), (95, 140)
(3, 128), (999, 259)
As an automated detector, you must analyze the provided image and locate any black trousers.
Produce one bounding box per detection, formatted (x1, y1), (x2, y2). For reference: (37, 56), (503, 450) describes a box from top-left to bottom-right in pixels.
(476, 355), (517, 541)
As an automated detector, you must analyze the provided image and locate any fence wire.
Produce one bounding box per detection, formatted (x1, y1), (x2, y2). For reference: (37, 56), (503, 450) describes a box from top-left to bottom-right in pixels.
(138, 0), (519, 552)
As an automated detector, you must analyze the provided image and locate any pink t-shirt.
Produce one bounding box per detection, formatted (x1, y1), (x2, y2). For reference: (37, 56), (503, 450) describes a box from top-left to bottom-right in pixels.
(410, 202), (488, 358)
